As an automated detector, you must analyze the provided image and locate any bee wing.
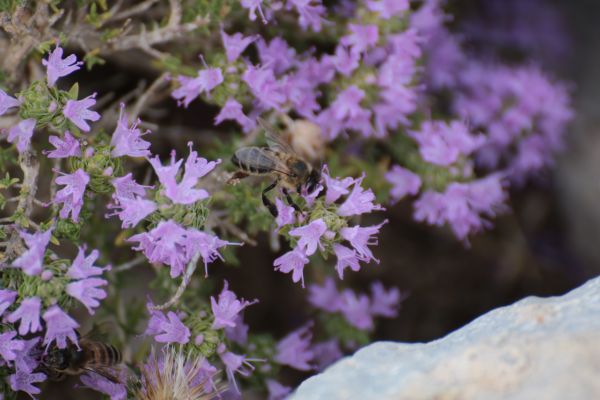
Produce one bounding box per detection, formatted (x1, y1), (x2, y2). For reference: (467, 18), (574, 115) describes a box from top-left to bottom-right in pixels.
(258, 118), (297, 155)
(83, 368), (122, 384)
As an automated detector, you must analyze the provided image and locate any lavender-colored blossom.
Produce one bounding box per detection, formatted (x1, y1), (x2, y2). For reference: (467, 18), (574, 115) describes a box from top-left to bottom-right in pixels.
(266, 379), (292, 400)
(7, 118), (36, 153)
(366, 0), (409, 19)
(339, 290), (373, 331)
(54, 169), (89, 221)
(0, 89), (20, 115)
(331, 86), (367, 121)
(13, 338), (40, 373)
(185, 229), (240, 277)
(67, 247), (109, 279)
(128, 220), (189, 278)
(80, 372), (127, 400)
(211, 280), (258, 330)
(221, 30), (256, 63)
(112, 173), (150, 199)
(337, 176), (384, 217)
(312, 339), (343, 371)
(256, 37), (296, 75)
(225, 314), (250, 345)
(341, 24), (379, 54)
(149, 145), (220, 205)
(0, 331), (24, 362)
(289, 218), (327, 256)
(322, 170), (354, 204)
(110, 103), (151, 158)
(63, 93), (101, 132)
(274, 325), (314, 371)
(146, 310), (190, 344)
(7, 296), (42, 335)
(9, 370), (46, 397)
(12, 228), (53, 276)
(287, 0), (326, 31)
(331, 45), (360, 76)
(108, 195), (157, 228)
(42, 46), (83, 86)
(275, 197), (295, 229)
(242, 65), (286, 110)
(340, 220), (388, 263)
(43, 305), (79, 349)
(67, 278), (108, 315)
(241, 0), (267, 23)
(0, 290), (17, 316)
(218, 344), (255, 392)
(307, 277), (341, 312)
(273, 248), (310, 287)
(385, 165), (422, 203)
(214, 97), (256, 132)
(172, 67), (224, 107)
(45, 131), (81, 158)
(333, 244), (367, 279)
(370, 281), (403, 318)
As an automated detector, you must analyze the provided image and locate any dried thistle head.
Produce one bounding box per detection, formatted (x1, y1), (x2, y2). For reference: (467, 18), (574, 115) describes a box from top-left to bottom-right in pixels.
(134, 346), (222, 400)
(283, 116), (325, 163)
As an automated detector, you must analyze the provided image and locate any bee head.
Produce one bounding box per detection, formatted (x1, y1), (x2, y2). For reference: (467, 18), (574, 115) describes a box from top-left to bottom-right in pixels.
(43, 348), (70, 370)
(305, 168), (321, 194)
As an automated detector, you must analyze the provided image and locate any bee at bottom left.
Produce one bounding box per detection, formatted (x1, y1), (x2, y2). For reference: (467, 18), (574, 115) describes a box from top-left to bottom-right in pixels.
(40, 334), (123, 383)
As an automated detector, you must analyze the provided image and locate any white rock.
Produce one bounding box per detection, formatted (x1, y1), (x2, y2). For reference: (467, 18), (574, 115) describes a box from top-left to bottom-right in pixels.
(293, 276), (600, 400)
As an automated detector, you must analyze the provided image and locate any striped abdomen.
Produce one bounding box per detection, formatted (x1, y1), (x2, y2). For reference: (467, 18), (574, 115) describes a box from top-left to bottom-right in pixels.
(82, 340), (122, 367)
(232, 147), (277, 174)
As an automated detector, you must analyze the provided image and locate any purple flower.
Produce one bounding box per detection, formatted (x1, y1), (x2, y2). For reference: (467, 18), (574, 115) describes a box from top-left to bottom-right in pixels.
(44, 131), (81, 158)
(385, 165), (422, 203)
(218, 344), (255, 392)
(275, 197), (295, 229)
(0, 89), (20, 115)
(12, 228), (53, 276)
(112, 173), (150, 199)
(331, 86), (367, 121)
(331, 45), (360, 76)
(339, 290), (373, 331)
(242, 65), (286, 110)
(63, 93), (101, 132)
(185, 229), (240, 276)
(211, 280), (258, 330)
(266, 379), (292, 400)
(214, 97), (256, 132)
(312, 339), (343, 371)
(149, 145), (220, 205)
(0, 331), (25, 361)
(225, 315), (249, 345)
(80, 372), (127, 400)
(67, 278), (108, 315)
(273, 248), (310, 287)
(274, 324), (314, 371)
(340, 220), (388, 263)
(308, 277), (341, 312)
(42, 46), (83, 86)
(43, 305), (80, 349)
(67, 247), (109, 279)
(337, 175), (384, 217)
(370, 281), (403, 318)
(341, 24), (379, 54)
(7, 296), (42, 335)
(108, 195), (157, 228)
(146, 309), (190, 344)
(54, 169), (89, 221)
(256, 37), (296, 75)
(9, 370), (46, 397)
(241, 0), (267, 23)
(0, 289), (17, 316)
(287, 0), (326, 31)
(128, 220), (189, 278)
(289, 218), (327, 256)
(366, 0), (409, 19)
(7, 118), (36, 153)
(221, 30), (256, 63)
(172, 67), (224, 107)
(110, 103), (151, 158)
(333, 244), (367, 279)
(13, 338), (41, 373)
(322, 170), (354, 204)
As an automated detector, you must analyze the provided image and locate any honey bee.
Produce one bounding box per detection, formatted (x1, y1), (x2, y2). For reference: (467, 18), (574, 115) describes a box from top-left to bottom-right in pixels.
(41, 336), (123, 383)
(229, 118), (322, 217)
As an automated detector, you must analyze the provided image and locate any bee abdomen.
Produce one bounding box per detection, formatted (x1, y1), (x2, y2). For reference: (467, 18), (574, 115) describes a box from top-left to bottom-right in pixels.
(88, 342), (121, 366)
(233, 147), (276, 174)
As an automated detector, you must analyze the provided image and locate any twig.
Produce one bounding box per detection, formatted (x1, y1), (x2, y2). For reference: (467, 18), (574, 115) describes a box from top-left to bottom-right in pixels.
(151, 252), (200, 310)
(111, 0), (160, 22)
(113, 256), (146, 272)
(131, 72), (169, 120)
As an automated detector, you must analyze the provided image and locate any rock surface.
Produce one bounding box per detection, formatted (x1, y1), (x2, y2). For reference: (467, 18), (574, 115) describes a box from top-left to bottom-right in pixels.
(293, 276), (600, 400)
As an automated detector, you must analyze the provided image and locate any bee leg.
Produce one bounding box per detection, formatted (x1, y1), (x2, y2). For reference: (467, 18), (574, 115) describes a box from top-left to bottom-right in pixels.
(227, 171), (249, 185)
(282, 188), (301, 212)
(262, 180), (279, 217)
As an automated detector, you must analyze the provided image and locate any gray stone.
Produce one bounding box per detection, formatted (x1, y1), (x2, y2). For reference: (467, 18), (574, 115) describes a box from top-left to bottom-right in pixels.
(293, 277), (600, 400)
